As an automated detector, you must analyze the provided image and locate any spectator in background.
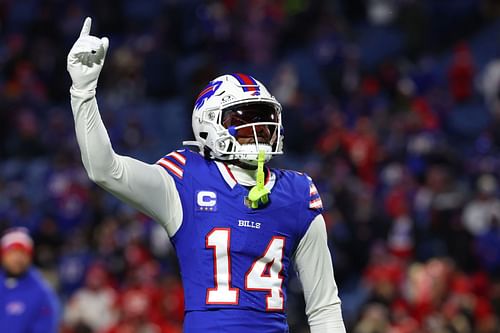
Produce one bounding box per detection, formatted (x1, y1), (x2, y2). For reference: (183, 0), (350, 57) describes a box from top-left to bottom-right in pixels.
(353, 303), (390, 333)
(481, 57), (500, 115)
(63, 263), (118, 333)
(0, 228), (59, 333)
(343, 116), (379, 186)
(475, 215), (500, 277)
(448, 42), (475, 103)
(105, 289), (164, 333)
(462, 174), (500, 236)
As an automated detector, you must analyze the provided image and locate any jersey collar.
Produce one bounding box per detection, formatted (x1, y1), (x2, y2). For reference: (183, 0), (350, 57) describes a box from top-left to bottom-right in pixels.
(215, 161), (238, 188)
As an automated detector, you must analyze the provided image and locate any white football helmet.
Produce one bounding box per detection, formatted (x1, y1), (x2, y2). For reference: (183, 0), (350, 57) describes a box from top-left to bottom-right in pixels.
(184, 73), (283, 163)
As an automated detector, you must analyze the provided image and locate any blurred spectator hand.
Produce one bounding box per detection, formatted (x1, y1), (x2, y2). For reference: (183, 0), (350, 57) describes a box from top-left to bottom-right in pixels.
(67, 17), (109, 93)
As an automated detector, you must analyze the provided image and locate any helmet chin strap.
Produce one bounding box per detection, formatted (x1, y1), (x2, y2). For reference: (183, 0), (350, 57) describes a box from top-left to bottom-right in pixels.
(246, 150), (270, 209)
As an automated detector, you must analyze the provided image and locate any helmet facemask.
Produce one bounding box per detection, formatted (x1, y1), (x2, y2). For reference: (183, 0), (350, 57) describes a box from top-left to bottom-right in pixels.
(217, 103), (282, 164)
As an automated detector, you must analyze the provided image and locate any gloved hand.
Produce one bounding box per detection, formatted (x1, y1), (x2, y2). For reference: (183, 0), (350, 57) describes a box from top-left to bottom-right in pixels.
(67, 17), (109, 93)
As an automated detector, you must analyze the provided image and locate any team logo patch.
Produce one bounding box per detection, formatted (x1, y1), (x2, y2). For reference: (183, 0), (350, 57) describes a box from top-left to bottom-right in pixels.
(6, 301), (25, 315)
(196, 190), (217, 212)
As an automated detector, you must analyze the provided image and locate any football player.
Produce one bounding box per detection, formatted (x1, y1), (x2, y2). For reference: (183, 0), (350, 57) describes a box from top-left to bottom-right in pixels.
(67, 17), (346, 333)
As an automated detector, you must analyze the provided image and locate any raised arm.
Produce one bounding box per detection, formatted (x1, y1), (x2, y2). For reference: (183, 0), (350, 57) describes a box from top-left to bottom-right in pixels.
(67, 17), (181, 236)
(293, 214), (346, 333)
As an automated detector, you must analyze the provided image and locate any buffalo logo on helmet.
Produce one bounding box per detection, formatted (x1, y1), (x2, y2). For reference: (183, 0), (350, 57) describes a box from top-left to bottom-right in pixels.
(194, 80), (222, 110)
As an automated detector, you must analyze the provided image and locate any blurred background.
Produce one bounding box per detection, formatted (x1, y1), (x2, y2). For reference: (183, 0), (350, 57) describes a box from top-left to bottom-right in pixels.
(2, 0), (500, 332)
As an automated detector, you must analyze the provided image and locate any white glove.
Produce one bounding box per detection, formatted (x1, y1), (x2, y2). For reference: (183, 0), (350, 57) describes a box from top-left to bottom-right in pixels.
(67, 17), (109, 94)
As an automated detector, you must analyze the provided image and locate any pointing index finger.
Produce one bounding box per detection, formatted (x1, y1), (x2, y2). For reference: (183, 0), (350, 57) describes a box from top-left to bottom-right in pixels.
(80, 17), (92, 37)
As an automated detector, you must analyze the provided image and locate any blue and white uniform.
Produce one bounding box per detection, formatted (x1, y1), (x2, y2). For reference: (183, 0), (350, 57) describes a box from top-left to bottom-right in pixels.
(157, 150), (322, 332)
(70, 89), (345, 332)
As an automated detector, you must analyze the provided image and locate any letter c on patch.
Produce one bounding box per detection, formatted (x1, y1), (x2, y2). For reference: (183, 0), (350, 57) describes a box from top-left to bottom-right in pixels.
(197, 191), (217, 207)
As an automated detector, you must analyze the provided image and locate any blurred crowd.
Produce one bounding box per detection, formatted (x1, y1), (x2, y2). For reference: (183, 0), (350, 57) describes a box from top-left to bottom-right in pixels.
(2, 0), (500, 332)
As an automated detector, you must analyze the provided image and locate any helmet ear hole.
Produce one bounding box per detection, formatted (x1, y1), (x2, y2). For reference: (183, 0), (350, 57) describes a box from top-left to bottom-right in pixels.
(200, 132), (208, 140)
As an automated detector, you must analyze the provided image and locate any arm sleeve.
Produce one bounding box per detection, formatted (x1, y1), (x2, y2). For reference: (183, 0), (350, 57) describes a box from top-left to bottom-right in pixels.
(70, 89), (182, 236)
(293, 214), (346, 333)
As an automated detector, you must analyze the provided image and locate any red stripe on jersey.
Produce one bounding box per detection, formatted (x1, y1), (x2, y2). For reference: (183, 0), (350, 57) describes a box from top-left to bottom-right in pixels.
(168, 151), (186, 165)
(309, 184), (318, 196)
(223, 164), (238, 183)
(158, 159), (183, 179)
(309, 198), (323, 209)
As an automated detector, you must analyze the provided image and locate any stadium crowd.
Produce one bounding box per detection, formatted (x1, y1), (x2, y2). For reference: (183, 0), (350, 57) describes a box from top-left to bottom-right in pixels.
(1, 0), (500, 332)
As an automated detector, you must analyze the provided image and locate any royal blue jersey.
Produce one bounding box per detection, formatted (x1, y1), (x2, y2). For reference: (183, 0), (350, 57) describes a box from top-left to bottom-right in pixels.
(0, 268), (59, 333)
(157, 149), (323, 333)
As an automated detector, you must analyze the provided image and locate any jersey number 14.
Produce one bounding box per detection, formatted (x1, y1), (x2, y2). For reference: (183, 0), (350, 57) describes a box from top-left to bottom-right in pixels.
(206, 228), (285, 311)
